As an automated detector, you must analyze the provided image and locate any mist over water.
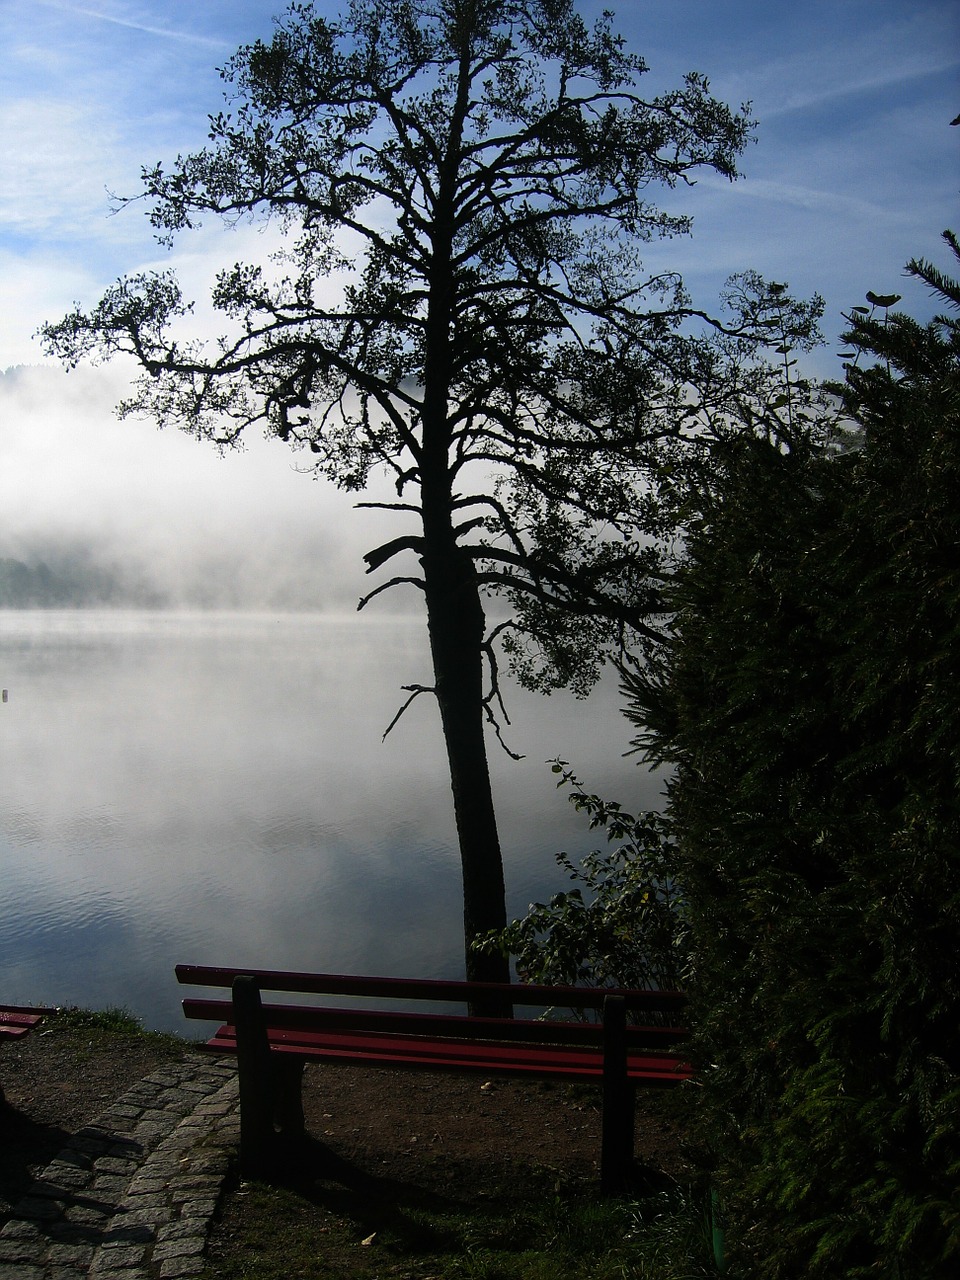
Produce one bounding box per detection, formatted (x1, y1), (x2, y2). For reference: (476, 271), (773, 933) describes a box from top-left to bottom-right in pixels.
(0, 364), (389, 614)
(0, 611), (664, 1032)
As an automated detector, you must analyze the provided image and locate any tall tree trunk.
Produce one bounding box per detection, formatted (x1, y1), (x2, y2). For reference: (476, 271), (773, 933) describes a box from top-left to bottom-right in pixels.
(418, 38), (512, 1005)
(419, 286), (514, 1001)
(421, 526), (514, 1008)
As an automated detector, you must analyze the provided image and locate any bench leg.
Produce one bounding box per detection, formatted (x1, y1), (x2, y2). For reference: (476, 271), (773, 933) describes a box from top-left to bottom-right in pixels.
(601, 1080), (636, 1194)
(233, 975), (275, 1179)
(601, 994), (635, 1194)
(272, 1057), (305, 1134)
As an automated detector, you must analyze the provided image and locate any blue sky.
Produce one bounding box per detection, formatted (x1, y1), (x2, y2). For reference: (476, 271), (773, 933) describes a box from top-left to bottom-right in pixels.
(0, 0), (957, 603)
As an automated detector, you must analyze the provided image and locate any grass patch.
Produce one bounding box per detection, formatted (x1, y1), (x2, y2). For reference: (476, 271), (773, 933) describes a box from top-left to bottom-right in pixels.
(202, 1177), (720, 1280)
(56, 1005), (148, 1035)
(54, 1005), (186, 1051)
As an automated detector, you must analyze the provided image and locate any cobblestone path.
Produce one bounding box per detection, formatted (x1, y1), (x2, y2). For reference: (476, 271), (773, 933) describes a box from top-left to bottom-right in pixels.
(0, 1057), (238, 1278)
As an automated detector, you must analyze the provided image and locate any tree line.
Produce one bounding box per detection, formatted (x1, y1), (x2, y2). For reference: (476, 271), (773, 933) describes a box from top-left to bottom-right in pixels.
(0, 555), (158, 607)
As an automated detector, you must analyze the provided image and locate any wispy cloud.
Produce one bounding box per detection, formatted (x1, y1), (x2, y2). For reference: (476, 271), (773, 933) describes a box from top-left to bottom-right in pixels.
(696, 172), (906, 224)
(0, 99), (123, 235)
(711, 5), (960, 125)
(32, 0), (230, 50)
(758, 56), (960, 122)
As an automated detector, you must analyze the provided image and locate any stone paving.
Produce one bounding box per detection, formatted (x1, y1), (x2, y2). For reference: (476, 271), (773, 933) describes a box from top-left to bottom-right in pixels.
(0, 1057), (239, 1279)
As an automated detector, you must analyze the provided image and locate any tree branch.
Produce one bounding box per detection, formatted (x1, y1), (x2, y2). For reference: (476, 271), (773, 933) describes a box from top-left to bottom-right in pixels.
(382, 684), (435, 741)
(357, 575), (426, 610)
(363, 534), (426, 573)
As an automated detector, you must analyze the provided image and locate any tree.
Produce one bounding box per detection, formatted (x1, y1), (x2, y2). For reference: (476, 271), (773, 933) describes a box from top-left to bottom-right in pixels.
(42, 0), (757, 989)
(621, 234), (960, 1276)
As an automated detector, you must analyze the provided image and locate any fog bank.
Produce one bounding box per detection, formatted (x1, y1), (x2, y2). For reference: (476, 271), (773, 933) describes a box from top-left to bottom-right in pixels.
(0, 363), (412, 613)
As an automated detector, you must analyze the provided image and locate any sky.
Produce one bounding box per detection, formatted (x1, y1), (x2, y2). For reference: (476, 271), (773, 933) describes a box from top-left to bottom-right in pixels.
(0, 0), (957, 609)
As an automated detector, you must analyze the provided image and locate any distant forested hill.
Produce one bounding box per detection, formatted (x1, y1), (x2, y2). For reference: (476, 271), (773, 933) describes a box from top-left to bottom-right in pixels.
(0, 556), (162, 607)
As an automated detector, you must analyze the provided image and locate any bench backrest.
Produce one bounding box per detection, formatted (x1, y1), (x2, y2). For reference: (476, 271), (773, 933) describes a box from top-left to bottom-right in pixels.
(175, 965), (688, 1051)
(175, 964), (687, 1014)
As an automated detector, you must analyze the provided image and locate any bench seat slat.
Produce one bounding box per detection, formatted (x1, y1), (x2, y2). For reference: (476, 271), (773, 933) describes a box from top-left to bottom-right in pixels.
(202, 1022), (692, 1084)
(205, 1032), (686, 1083)
(263, 1024), (678, 1069)
(0, 1009), (51, 1039)
(265, 1043), (689, 1085)
(0, 1023), (39, 1040)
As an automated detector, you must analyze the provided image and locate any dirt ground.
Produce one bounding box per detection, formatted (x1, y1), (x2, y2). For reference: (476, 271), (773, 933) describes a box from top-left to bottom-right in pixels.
(294, 1061), (692, 1195)
(1, 1011), (695, 1275)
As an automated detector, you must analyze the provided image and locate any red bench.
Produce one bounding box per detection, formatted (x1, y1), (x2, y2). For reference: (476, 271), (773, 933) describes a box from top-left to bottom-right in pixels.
(0, 1006), (52, 1042)
(1, 1004), (55, 1105)
(175, 965), (691, 1190)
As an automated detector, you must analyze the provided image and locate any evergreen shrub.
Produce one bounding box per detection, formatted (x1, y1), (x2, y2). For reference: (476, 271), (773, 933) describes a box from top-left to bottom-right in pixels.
(621, 234), (960, 1277)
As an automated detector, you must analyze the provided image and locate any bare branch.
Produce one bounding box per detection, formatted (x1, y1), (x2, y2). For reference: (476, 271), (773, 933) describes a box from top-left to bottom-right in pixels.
(363, 534), (426, 573)
(382, 684), (435, 741)
(479, 632), (524, 760)
(355, 501), (422, 513)
(357, 575), (425, 610)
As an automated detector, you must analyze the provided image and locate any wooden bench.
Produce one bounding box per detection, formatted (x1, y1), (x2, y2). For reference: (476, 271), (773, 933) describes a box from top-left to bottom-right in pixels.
(1, 1004), (55, 1105)
(0, 1006), (52, 1043)
(175, 965), (691, 1191)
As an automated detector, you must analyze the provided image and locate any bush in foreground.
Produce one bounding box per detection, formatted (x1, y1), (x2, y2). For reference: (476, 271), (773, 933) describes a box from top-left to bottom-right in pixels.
(622, 234), (960, 1277)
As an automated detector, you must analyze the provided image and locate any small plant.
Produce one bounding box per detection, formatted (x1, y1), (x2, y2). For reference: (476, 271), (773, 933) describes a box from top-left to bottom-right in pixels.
(56, 1005), (146, 1035)
(621, 1185), (721, 1278)
(54, 1005), (186, 1053)
(477, 762), (686, 999)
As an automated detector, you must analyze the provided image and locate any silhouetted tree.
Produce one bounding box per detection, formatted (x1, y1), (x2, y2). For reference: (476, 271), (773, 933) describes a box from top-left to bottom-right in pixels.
(43, 0), (760, 987)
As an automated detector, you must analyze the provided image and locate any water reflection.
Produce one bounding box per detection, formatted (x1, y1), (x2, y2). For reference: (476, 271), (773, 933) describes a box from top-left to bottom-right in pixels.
(0, 611), (663, 1031)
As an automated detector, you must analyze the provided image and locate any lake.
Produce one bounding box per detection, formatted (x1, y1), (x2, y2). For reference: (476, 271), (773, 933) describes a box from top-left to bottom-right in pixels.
(0, 611), (664, 1032)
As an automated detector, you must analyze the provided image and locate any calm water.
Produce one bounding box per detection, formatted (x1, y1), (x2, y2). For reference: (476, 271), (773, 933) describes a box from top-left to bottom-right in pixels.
(0, 611), (663, 1031)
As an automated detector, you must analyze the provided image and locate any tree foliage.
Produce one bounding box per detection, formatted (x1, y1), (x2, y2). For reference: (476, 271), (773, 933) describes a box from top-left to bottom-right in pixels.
(42, 0), (759, 650)
(622, 233), (960, 1277)
(479, 761), (686, 998)
(40, 0), (772, 984)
